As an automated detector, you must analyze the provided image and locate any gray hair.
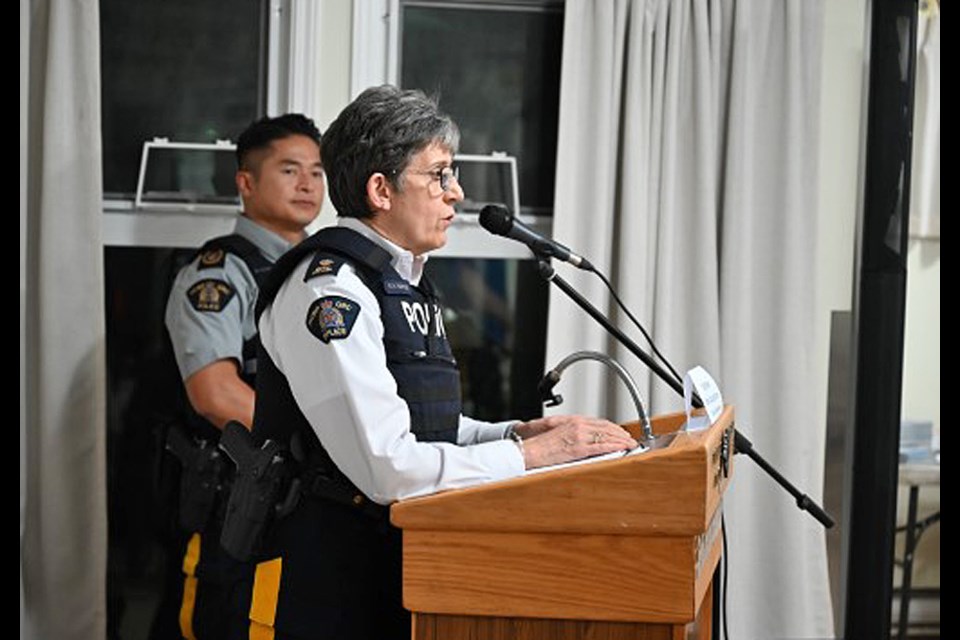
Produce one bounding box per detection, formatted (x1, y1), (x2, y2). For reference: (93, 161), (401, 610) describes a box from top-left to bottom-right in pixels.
(321, 85), (460, 218)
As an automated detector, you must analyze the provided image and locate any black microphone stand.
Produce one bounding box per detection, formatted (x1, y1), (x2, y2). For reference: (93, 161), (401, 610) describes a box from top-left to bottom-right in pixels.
(537, 259), (834, 528)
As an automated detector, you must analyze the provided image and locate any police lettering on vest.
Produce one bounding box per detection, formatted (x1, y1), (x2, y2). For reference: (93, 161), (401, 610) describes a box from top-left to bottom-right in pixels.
(400, 300), (446, 337)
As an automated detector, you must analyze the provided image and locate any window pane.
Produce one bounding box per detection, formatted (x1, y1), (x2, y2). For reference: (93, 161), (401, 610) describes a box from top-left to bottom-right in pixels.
(100, 0), (265, 197)
(139, 146), (239, 206)
(401, 3), (563, 215)
(425, 257), (549, 421)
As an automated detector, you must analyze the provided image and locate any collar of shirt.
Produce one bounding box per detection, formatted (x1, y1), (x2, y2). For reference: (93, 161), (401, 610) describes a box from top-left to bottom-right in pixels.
(234, 215), (299, 263)
(337, 217), (427, 286)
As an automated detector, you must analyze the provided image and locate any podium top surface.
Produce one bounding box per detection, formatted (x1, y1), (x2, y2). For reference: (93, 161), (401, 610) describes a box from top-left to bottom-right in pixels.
(391, 406), (735, 536)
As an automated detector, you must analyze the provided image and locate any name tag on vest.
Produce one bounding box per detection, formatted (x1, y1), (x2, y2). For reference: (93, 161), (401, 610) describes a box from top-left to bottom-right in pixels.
(383, 279), (412, 295)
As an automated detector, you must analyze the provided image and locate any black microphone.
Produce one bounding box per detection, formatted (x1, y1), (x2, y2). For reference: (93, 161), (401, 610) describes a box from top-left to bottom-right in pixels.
(479, 204), (594, 271)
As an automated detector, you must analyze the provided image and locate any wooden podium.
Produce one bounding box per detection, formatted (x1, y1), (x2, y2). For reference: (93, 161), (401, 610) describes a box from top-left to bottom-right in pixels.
(391, 407), (736, 640)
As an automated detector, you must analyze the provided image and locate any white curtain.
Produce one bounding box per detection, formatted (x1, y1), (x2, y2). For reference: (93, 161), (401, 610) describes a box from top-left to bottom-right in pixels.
(20, 0), (107, 638)
(547, 0), (833, 636)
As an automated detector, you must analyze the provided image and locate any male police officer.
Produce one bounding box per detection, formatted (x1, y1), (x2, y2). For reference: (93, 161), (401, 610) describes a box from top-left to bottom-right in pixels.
(163, 113), (323, 639)
(238, 87), (636, 639)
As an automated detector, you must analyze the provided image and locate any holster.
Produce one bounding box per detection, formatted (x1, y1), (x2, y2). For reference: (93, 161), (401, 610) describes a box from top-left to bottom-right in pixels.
(218, 421), (300, 561)
(165, 424), (225, 533)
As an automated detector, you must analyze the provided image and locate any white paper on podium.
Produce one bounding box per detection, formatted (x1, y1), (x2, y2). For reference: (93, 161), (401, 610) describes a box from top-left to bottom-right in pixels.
(524, 444), (649, 476)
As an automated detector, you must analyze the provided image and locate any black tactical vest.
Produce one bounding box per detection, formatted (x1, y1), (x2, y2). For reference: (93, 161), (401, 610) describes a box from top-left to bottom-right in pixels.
(252, 227), (462, 493)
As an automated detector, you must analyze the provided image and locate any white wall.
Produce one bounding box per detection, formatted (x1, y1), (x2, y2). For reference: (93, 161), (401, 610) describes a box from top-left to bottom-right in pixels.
(902, 239), (940, 434)
(816, 0), (865, 429)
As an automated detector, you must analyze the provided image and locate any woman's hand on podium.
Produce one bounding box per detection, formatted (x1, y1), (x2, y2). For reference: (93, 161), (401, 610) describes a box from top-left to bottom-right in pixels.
(513, 415), (637, 469)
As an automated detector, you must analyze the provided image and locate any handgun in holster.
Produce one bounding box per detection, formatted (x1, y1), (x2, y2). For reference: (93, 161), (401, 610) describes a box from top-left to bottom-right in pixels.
(164, 424), (226, 533)
(218, 421), (301, 561)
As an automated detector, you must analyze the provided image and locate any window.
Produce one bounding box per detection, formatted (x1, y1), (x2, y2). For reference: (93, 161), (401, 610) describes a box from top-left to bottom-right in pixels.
(100, 0), (266, 198)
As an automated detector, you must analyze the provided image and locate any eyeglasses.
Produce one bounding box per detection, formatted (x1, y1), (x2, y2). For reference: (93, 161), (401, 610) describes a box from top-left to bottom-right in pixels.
(404, 165), (460, 196)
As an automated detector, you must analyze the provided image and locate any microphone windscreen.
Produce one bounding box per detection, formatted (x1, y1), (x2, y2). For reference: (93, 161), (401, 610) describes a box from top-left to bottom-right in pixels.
(479, 204), (513, 236)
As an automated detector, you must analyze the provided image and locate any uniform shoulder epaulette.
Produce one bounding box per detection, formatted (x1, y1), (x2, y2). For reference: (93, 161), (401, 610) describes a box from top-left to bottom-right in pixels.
(304, 251), (349, 281)
(194, 234), (272, 284)
(196, 246), (228, 270)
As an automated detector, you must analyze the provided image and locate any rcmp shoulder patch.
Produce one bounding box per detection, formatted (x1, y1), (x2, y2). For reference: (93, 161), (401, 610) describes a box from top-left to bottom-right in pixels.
(187, 279), (235, 312)
(197, 247), (227, 270)
(305, 252), (347, 281)
(306, 296), (361, 343)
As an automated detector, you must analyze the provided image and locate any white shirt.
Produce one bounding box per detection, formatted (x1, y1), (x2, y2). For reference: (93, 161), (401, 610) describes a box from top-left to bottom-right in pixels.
(258, 217), (525, 505)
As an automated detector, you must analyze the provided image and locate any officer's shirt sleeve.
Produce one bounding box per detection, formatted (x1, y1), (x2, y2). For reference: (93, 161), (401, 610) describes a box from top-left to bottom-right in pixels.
(259, 262), (525, 505)
(165, 254), (257, 380)
(457, 416), (517, 445)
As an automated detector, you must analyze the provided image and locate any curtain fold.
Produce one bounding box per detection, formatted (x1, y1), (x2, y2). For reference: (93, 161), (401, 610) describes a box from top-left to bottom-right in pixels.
(547, 0), (832, 636)
(21, 1), (106, 638)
